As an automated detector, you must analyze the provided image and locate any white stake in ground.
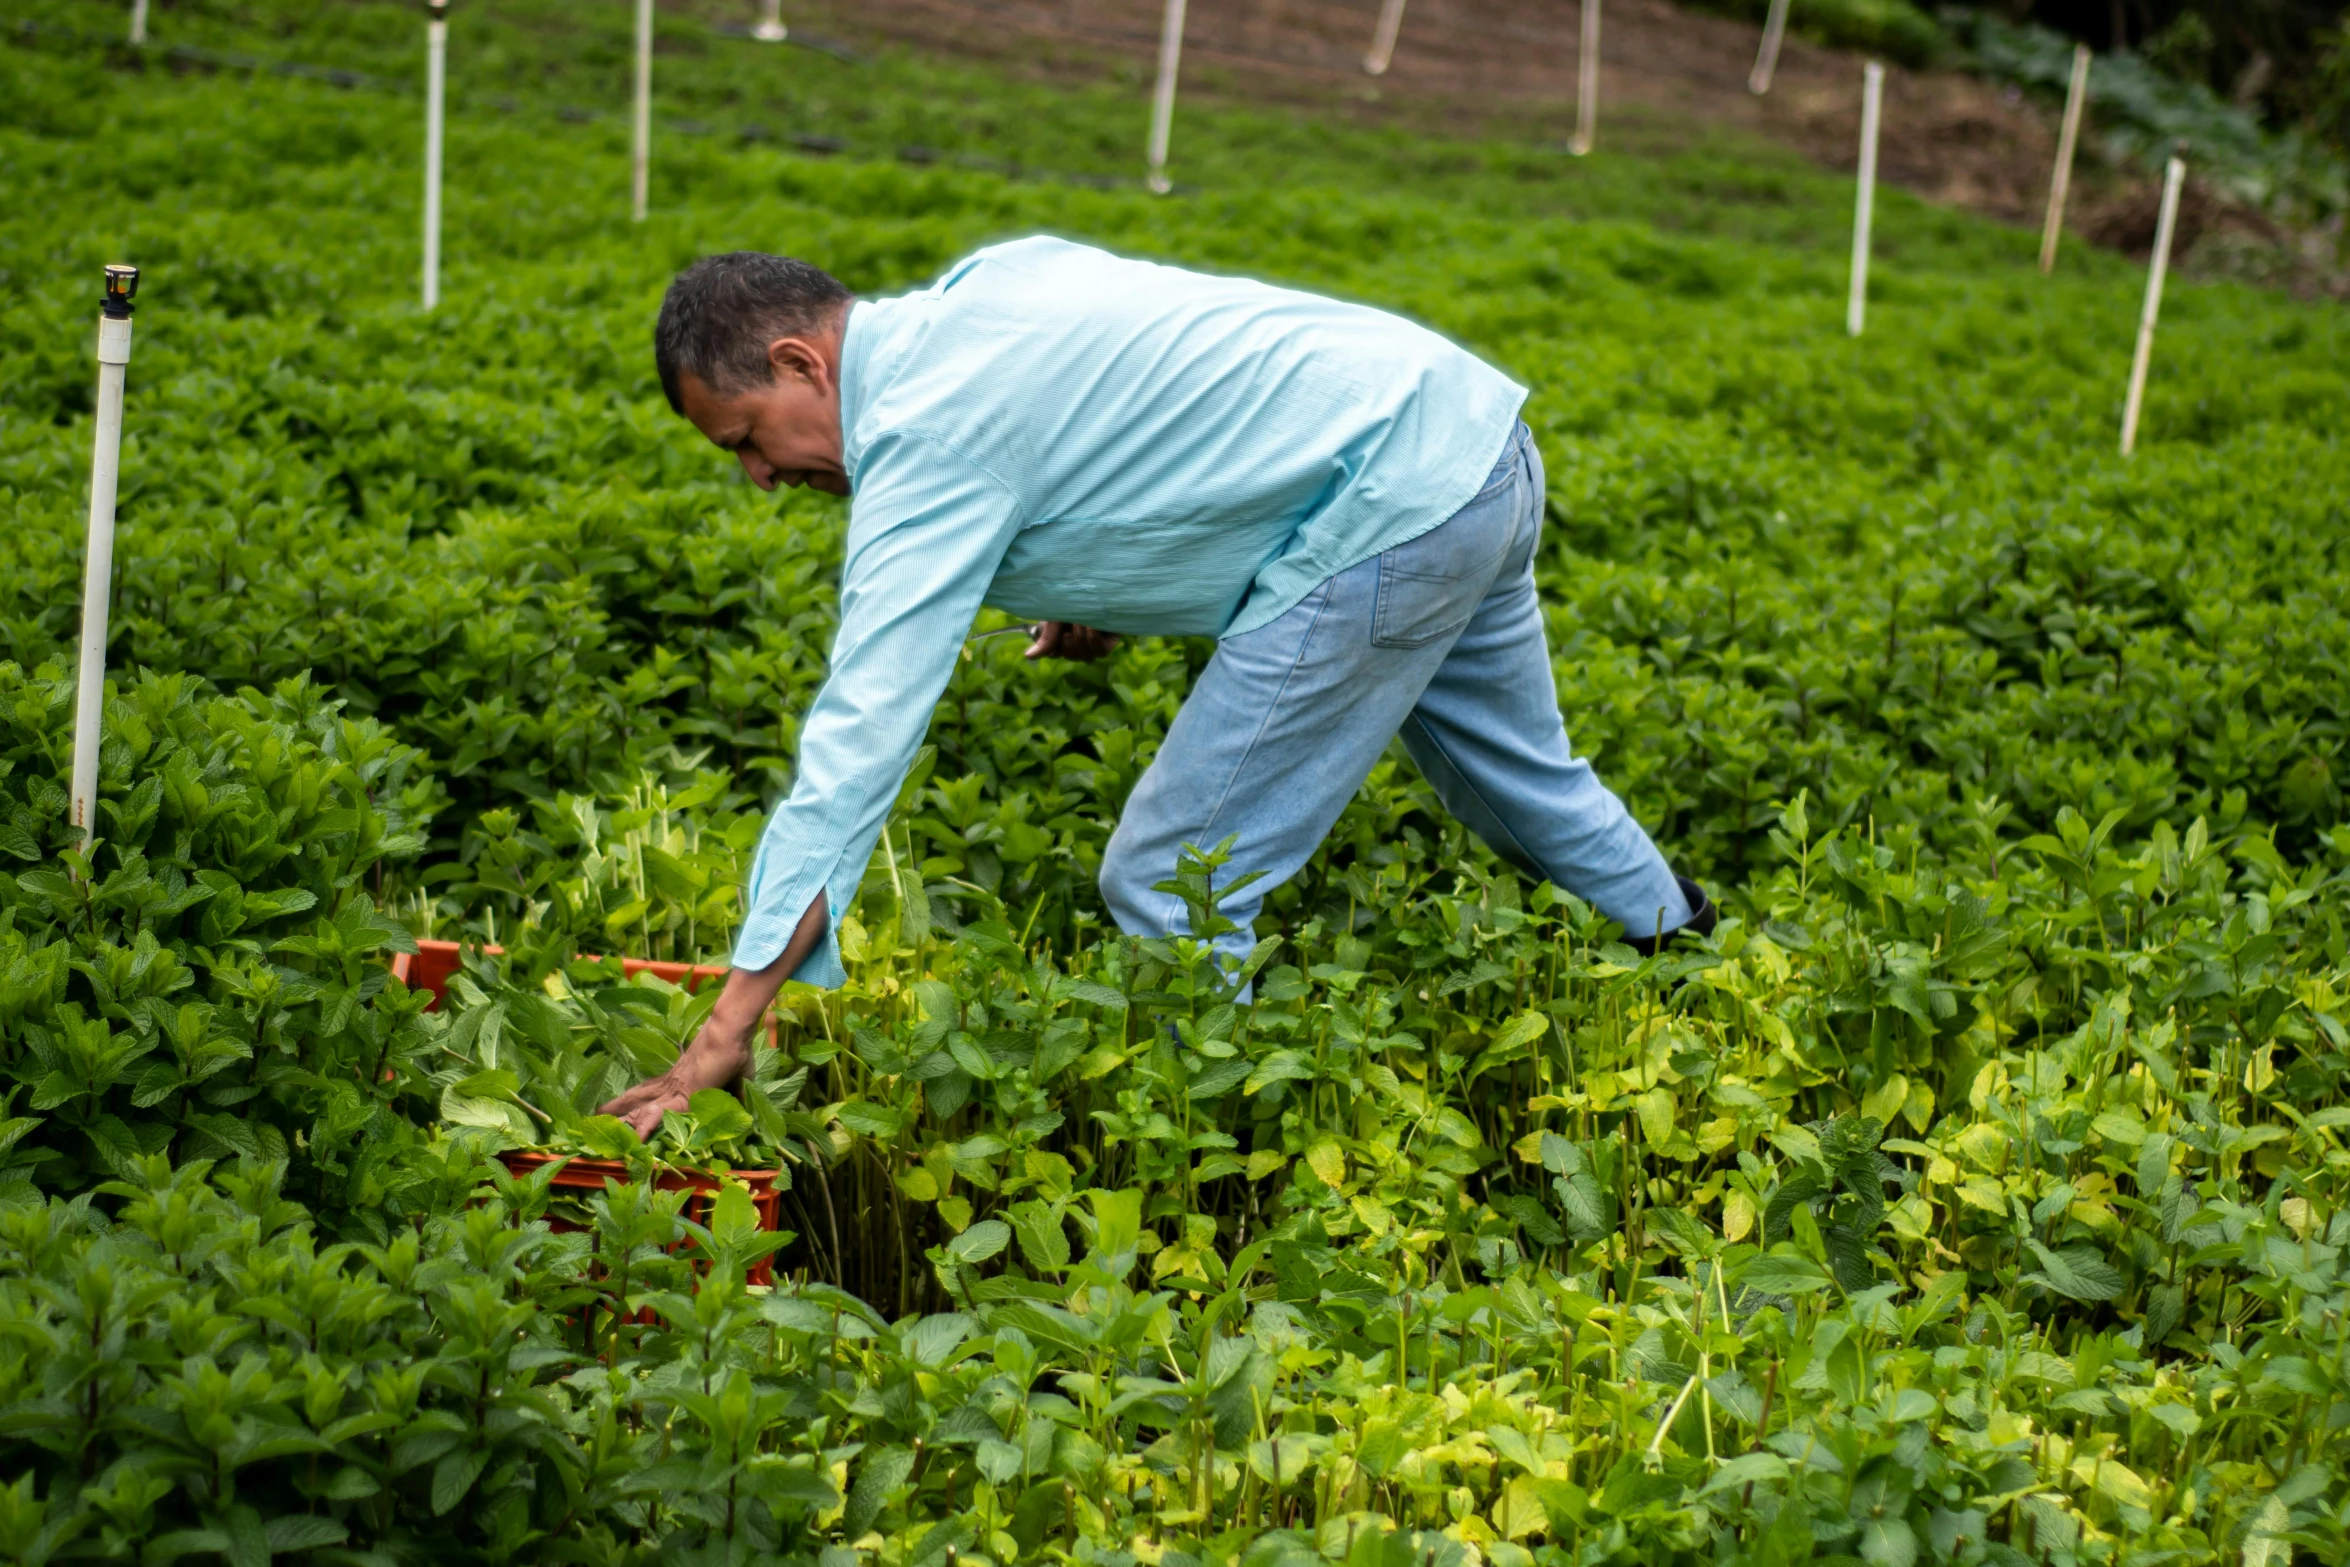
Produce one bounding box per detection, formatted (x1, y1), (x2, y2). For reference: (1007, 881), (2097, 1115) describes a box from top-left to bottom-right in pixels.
(1363, 0), (1406, 75)
(2039, 43), (2092, 274)
(422, 0), (448, 310)
(1569, 0), (1601, 156)
(632, 0), (655, 221)
(1145, 0), (1187, 194)
(1847, 60), (1883, 337)
(1748, 0), (1789, 95)
(129, 0), (148, 45)
(2121, 153), (2186, 457)
(69, 266), (140, 850)
(753, 0), (787, 43)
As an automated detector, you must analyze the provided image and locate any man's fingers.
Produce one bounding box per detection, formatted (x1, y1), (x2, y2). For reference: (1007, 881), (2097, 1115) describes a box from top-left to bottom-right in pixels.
(1026, 623), (1119, 662)
(597, 1078), (681, 1131)
(618, 1094), (681, 1140)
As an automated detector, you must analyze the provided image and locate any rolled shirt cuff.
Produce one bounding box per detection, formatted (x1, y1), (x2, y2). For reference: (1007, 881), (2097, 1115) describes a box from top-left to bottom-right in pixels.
(731, 903), (850, 987)
(729, 781), (869, 988)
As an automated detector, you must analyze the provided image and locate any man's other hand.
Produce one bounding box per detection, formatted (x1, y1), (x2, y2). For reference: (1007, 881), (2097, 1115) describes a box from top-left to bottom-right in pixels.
(1024, 622), (1121, 661)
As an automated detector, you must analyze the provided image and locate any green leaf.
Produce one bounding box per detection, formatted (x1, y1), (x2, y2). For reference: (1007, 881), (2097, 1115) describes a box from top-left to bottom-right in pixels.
(1187, 1058), (1251, 1100)
(1052, 979), (1128, 1013)
(1859, 1516), (1918, 1567)
(1633, 1086), (1677, 1148)
(1488, 1013), (1550, 1056)
(263, 1515), (350, 1552)
(144, 1530), (231, 1565)
(1736, 1251), (1836, 1296)
(835, 1099), (908, 1139)
(1244, 1050), (1314, 1095)
(1010, 1200), (1070, 1274)
(2023, 1241), (2124, 1302)
(845, 1445), (916, 1537)
(1553, 1171), (1608, 1240)
(1698, 1451), (1788, 1495)
(453, 1068), (521, 1101)
(431, 1449), (489, 1516)
(947, 1034), (999, 1082)
(946, 1219), (1010, 1264)
(684, 1087), (753, 1142)
(2242, 1494), (2294, 1567)
(1087, 1186), (1143, 1262)
(903, 1312), (975, 1366)
(438, 1085), (532, 1143)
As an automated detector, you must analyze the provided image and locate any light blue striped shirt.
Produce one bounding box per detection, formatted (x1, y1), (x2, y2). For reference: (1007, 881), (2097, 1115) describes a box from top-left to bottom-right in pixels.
(733, 236), (1526, 981)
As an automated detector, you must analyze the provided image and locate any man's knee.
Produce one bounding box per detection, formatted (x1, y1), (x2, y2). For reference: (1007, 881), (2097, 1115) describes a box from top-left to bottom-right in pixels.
(1097, 819), (1158, 930)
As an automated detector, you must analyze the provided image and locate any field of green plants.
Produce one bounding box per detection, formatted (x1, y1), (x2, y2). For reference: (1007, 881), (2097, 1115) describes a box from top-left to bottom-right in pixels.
(4, 2), (2350, 1563)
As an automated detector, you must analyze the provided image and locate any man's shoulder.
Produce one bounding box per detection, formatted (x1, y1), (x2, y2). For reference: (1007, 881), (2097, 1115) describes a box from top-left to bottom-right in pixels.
(857, 237), (1120, 341)
(946, 233), (1114, 283)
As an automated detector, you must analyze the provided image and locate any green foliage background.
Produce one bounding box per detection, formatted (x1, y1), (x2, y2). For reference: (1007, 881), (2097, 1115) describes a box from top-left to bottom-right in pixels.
(2, 2), (2349, 1564)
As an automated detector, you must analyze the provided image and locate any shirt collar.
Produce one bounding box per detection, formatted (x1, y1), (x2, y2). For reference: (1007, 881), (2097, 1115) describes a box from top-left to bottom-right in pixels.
(837, 297), (873, 481)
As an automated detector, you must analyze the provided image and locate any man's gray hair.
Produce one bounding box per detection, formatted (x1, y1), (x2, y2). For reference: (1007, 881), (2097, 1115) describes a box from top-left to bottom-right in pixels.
(653, 252), (851, 413)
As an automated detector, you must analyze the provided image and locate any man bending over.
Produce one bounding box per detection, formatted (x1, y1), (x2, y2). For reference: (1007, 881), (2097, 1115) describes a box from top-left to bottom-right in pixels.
(602, 238), (1711, 1136)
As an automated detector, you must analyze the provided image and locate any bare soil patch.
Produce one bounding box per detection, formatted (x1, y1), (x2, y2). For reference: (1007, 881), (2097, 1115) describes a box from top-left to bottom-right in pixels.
(770, 0), (2067, 213)
(746, 0), (2338, 289)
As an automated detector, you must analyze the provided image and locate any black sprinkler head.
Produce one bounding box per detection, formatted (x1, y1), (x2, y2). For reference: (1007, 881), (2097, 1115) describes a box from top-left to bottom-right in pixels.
(102, 265), (139, 318)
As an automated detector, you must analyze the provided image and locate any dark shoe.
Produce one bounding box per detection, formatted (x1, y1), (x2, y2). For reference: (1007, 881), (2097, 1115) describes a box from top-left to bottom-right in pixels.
(1622, 877), (1716, 957)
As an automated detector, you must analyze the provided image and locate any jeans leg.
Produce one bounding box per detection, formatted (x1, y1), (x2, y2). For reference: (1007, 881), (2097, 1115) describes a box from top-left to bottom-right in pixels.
(1099, 430), (1531, 965)
(1100, 560), (1445, 972)
(1097, 420), (1692, 962)
(1396, 454), (1694, 941)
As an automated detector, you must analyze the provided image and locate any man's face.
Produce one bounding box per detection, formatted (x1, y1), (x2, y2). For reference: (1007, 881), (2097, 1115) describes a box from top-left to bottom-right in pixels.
(677, 329), (850, 496)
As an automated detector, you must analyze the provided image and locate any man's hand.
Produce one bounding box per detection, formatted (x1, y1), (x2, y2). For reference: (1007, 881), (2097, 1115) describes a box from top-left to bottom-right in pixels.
(1024, 621), (1121, 661)
(598, 1009), (754, 1141)
(596, 896), (825, 1141)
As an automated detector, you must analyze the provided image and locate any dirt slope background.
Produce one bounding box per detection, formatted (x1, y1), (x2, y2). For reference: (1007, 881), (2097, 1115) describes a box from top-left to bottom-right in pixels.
(740, 0), (2342, 289)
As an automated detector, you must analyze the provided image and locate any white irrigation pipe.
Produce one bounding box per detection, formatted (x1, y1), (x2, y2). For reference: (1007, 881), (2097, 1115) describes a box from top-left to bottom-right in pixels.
(1748, 0), (1789, 95)
(753, 0), (787, 42)
(70, 267), (140, 851)
(2120, 154), (2186, 457)
(1568, 0), (1600, 156)
(631, 0), (654, 221)
(1144, 0), (1186, 194)
(1847, 61), (1882, 337)
(2039, 43), (2091, 275)
(1363, 0), (1405, 76)
(128, 0), (147, 45)
(422, 0), (447, 310)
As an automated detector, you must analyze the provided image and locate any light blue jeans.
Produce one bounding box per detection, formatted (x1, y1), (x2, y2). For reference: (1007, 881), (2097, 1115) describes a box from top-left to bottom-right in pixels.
(1099, 422), (1693, 964)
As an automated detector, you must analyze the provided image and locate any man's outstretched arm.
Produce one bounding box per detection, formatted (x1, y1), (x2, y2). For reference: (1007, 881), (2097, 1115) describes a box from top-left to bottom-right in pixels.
(597, 893), (827, 1140)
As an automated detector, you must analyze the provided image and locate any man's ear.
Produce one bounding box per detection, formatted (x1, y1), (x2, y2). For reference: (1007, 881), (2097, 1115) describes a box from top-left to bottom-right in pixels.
(766, 334), (832, 393)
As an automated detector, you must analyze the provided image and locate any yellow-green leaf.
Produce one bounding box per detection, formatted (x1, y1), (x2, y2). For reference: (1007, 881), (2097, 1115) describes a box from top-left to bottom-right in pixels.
(1634, 1087), (1676, 1149)
(1862, 1073), (1909, 1126)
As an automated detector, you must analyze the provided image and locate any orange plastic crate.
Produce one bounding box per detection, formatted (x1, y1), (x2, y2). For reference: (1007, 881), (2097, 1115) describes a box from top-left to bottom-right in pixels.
(499, 1149), (787, 1288)
(391, 938), (733, 1009)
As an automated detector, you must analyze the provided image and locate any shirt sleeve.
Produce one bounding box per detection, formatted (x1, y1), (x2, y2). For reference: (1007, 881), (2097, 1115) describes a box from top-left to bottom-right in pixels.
(730, 432), (1024, 983)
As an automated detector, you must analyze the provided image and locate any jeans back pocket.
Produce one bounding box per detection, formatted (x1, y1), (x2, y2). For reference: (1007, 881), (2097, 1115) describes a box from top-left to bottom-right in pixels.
(1370, 444), (1523, 650)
